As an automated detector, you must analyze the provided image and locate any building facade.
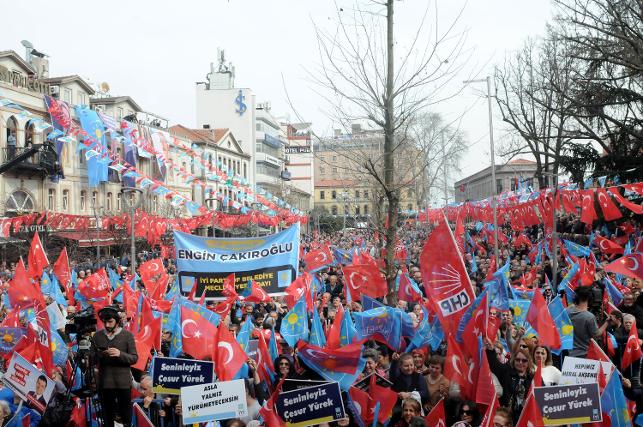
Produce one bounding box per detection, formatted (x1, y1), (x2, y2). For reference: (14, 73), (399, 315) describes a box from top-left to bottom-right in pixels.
(282, 123), (314, 210)
(453, 158), (540, 203)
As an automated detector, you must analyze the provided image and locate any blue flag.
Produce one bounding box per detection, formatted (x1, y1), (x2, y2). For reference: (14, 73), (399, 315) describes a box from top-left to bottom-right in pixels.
(470, 251), (478, 273)
(604, 277), (624, 306)
(484, 276), (510, 311)
(341, 309), (357, 346)
(407, 309), (443, 352)
(236, 317), (254, 351)
(0, 327), (26, 353)
(563, 240), (591, 257)
(353, 307), (402, 351)
(41, 272), (67, 306)
(601, 373), (631, 427)
(548, 296), (573, 354)
(361, 295), (385, 311)
(269, 326), (279, 362)
(280, 297), (309, 347)
(309, 306), (326, 347)
(50, 328), (68, 366)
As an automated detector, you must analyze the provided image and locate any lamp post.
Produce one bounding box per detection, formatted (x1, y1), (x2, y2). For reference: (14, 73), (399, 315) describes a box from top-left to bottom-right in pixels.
(205, 197), (218, 237)
(464, 76), (499, 266)
(121, 187), (143, 271)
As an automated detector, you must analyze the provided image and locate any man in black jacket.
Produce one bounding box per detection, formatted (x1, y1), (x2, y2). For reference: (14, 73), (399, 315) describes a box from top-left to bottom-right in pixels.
(91, 306), (138, 427)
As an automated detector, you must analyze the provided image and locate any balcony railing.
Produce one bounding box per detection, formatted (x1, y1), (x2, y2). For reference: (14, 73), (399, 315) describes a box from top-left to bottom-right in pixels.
(0, 145), (60, 176)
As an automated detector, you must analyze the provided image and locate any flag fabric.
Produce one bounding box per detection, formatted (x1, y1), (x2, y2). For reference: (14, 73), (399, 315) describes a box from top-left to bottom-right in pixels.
(296, 341), (365, 390)
(424, 398), (446, 426)
(279, 296), (309, 347)
(526, 289), (561, 349)
(343, 264), (387, 300)
(259, 378), (286, 426)
(621, 320), (643, 370)
(242, 281), (271, 303)
(595, 235), (625, 255)
(367, 374), (398, 424)
(604, 277), (624, 306)
(353, 307), (403, 351)
(601, 372), (631, 427)
(444, 334), (469, 396)
(179, 305), (217, 360)
(596, 188), (623, 221)
(515, 394), (544, 427)
(407, 312), (444, 352)
(168, 297), (220, 358)
(420, 215), (475, 335)
(396, 273), (423, 303)
(309, 307), (326, 347)
(479, 392), (499, 427)
(133, 403), (154, 427)
(361, 295), (385, 310)
(303, 244), (334, 272)
(476, 349), (496, 407)
(563, 239), (591, 257)
(348, 387), (370, 426)
(53, 247), (71, 286)
(222, 273), (238, 298)
(548, 296), (574, 353)
(236, 316), (254, 351)
(40, 272), (67, 306)
(604, 253), (643, 281)
(214, 322), (248, 381)
(27, 233), (49, 280)
(7, 259), (44, 309)
(284, 273), (313, 310)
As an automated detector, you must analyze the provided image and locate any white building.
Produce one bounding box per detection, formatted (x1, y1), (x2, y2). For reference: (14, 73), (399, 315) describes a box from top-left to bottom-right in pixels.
(283, 122), (314, 210)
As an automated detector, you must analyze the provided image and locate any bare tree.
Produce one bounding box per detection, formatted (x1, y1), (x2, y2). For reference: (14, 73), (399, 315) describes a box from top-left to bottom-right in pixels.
(310, 0), (473, 294)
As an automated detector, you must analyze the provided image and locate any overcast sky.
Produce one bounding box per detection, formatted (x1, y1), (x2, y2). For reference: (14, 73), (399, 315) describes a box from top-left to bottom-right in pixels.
(2, 0), (553, 184)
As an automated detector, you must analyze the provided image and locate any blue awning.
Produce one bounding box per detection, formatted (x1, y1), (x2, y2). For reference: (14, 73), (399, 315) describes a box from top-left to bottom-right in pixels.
(263, 133), (283, 149)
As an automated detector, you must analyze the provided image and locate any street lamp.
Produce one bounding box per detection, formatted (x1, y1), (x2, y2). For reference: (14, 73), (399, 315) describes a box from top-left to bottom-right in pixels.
(464, 76), (499, 266)
(121, 187), (143, 271)
(205, 197), (218, 237)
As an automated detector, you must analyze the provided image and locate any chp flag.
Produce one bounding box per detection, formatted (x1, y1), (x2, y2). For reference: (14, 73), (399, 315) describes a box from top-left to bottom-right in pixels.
(420, 214), (475, 335)
(174, 224), (300, 300)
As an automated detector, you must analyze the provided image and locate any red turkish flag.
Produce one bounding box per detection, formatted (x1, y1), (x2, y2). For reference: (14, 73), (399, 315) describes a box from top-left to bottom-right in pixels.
(27, 233), (49, 280)
(326, 304), (344, 350)
(587, 338), (612, 363)
(214, 322), (248, 380)
(211, 296), (235, 318)
(243, 280), (271, 304)
(139, 258), (165, 287)
(397, 273), (422, 303)
(258, 379), (286, 427)
(7, 259), (44, 309)
(580, 189), (598, 225)
(526, 289), (561, 349)
(604, 253), (643, 281)
(609, 187), (643, 214)
(479, 392), (500, 427)
(256, 330), (275, 379)
(342, 264), (387, 299)
(621, 320), (643, 370)
(420, 215), (475, 335)
(303, 244), (334, 272)
(595, 235), (624, 255)
(533, 359), (543, 388)
(222, 273), (238, 298)
(53, 247), (71, 286)
(476, 349), (496, 407)
(349, 386), (372, 424)
(133, 403), (154, 427)
(284, 272), (313, 310)
(133, 315), (161, 371)
(368, 374), (398, 423)
(444, 334), (469, 395)
(181, 306), (217, 360)
(515, 394), (544, 427)
(596, 188), (623, 221)
(425, 398), (446, 426)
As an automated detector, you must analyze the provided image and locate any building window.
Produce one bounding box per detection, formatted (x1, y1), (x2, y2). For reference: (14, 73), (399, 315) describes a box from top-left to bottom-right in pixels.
(48, 189), (56, 211)
(117, 193), (122, 211)
(63, 88), (72, 104)
(331, 190), (337, 199)
(243, 163), (247, 178)
(407, 189), (413, 197)
(153, 196), (158, 212)
(92, 191), (98, 208)
(332, 167), (337, 173)
(80, 190), (86, 211)
(364, 204), (369, 215)
(355, 206), (360, 215)
(320, 167), (325, 174)
(117, 108), (124, 120)
(106, 192), (113, 211)
(62, 190), (69, 211)
(332, 156), (337, 161)
(355, 190), (360, 199)
(496, 179), (503, 194)
(77, 92), (86, 106)
(320, 190), (325, 200)
(364, 190), (369, 198)
(408, 204), (413, 211)
(331, 205), (338, 215)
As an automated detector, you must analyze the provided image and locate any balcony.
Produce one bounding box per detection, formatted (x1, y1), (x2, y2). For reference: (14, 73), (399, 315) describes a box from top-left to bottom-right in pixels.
(0, 144), (61, 178)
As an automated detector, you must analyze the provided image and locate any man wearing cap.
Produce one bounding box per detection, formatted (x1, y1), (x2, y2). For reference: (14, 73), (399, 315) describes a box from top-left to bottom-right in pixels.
(91, 305), (138, 427)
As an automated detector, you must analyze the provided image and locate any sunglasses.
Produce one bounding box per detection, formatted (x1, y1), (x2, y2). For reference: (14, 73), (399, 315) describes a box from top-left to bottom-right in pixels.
(519, 344), (528, 349)
(279, 362), (291, 366)
(514, 358), (528, 364)
(461, 409), (474, 415)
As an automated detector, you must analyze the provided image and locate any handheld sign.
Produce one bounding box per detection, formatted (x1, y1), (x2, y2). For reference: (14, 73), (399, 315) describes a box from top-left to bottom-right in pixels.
(2, 353), (55, 415)
(181, 379), (247, 424)
(151, 356), (214, 394)
(560, 356), (613, 385)
(275, 381), (346, 427)
(533, 383), (602, 425)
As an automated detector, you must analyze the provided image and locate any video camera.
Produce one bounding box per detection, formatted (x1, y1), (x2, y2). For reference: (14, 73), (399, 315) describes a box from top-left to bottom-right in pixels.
(65, 306), (97, 337)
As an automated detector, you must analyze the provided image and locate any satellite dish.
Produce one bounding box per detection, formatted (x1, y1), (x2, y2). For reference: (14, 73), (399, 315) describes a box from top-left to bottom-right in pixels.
(21, 40), (33, 49)
(100, 82), (110, 93)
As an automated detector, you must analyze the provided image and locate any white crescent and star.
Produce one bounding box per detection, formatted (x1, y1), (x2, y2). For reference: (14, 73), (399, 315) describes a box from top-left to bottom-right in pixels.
(218, 341), (234, 365)
(181, 319), (197, 338)
(625, 256), (640, 272)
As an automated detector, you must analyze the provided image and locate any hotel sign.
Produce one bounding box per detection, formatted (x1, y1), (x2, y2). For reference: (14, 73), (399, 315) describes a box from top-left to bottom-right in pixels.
(285, 146), (311, 154)
(0, 65), (51, 95)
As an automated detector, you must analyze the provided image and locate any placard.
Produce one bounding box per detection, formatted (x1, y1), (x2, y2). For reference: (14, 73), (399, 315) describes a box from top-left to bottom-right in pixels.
(245, 339), (259, 362)
(283, 378), (330, 392)
(2, 353), (55, 414)
(275, 382), (345, 427)
(560, 357), (613, 385)
(46, 302), (67, 330)
(533, 383), (602, 425)
(353, 372), (393, 391)
(151, 356), (214, 394)
(181, 379), (247, 424)
(174, 224), (300, 300)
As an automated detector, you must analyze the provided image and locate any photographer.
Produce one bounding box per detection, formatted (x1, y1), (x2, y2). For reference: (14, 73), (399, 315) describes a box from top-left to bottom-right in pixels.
(91, 306), (138, 427)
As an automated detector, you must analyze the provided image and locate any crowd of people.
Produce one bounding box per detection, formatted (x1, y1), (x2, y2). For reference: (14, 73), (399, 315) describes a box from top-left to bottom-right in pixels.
(0, 184), (640, 427)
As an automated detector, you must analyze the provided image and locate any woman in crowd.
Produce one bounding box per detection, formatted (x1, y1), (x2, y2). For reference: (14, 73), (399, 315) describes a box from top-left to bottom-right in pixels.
(411, 349), (429, 375)
(359, 348), (387, 380)
(486, 345), (533, 424)
(532, 345), (561, 386)
(393, 398), (423, 427)
(455, 401), (480, 427)
(492, 407), (513, 427)
(425, 355), (450, 411)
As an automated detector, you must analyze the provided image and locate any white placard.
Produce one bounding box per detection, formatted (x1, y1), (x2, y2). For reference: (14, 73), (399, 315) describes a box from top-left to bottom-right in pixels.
(560, 356), (613, 385)
(46, 302), (66, 330)
(180, 379), (248, 424)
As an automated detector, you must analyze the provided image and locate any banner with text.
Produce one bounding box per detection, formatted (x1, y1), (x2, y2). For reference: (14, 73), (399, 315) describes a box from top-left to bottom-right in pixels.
(533, 383), (602, 425)
(560, 357), (614, 385)
(151, 356), (214, 394)
(2, 353), (55, 415)
(174, 224), (300, 300)
(275, 381), (345, 427)
(181, 379), (248, 424)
